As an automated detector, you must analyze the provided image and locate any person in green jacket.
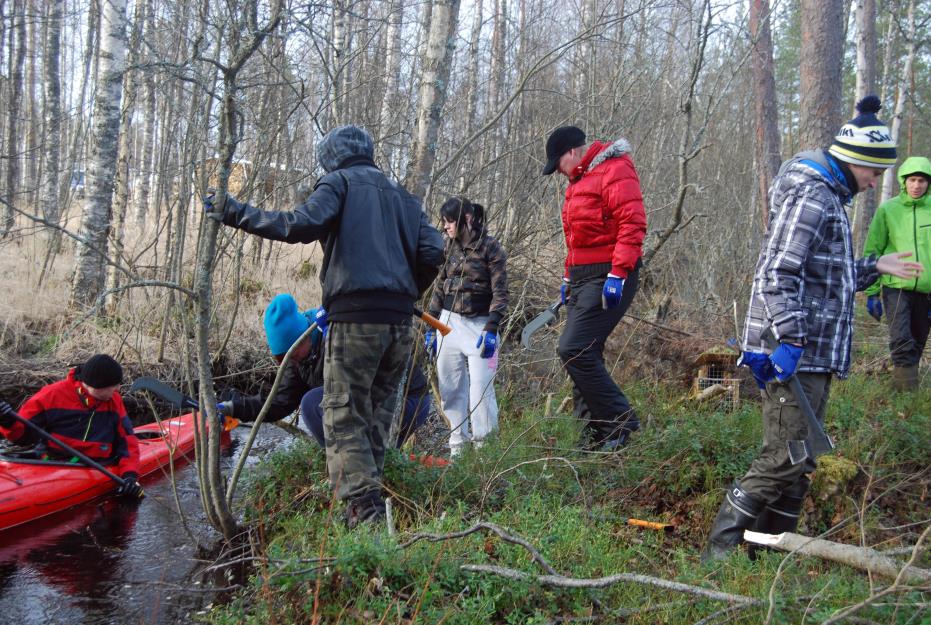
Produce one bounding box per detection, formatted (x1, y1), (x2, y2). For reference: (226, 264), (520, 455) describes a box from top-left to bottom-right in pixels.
(863, 155), (931, 390)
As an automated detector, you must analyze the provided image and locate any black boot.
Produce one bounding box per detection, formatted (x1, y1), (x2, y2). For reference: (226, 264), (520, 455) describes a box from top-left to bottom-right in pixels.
(748, 477), (809, 559)
(701, 482), (766, 562)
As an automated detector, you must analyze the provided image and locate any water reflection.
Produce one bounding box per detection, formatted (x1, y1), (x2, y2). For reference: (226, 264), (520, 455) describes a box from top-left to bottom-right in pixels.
(0, 423), (293, 625)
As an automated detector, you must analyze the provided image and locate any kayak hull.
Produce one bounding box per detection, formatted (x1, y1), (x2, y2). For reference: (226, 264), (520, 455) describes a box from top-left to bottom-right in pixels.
(0, 413), (199, 531)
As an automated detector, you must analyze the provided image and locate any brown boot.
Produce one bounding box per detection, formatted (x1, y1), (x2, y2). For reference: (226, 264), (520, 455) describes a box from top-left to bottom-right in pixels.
(892, 365), (919, 391)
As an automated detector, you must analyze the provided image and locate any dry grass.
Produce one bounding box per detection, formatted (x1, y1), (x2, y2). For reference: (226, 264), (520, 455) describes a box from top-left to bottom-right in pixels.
(0, 212), (324, 399)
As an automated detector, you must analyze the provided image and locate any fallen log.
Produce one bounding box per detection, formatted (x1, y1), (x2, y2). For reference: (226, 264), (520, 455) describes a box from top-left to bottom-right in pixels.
(743, 531), (931, 584)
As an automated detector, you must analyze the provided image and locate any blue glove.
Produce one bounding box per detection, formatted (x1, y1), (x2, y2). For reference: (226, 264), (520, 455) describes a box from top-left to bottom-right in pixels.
(424, 329), (437, 358)
(601, 275), (624, 310)
(560, 279), (570, 305)
(475, 332), (498, 359)
(738, 351), (776, 388)
(313, 307), (329, 337)
(769, 342), (804, 382)
(866, 296), (883, 321)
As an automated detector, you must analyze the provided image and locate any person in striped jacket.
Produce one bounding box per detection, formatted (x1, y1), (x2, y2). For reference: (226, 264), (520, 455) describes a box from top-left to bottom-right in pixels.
(702, 96), (924, 561)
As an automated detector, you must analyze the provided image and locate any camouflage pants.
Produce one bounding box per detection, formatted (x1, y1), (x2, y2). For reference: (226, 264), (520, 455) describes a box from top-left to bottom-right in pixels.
(322, 321), (411, 501)
(740, 372), (832, 503)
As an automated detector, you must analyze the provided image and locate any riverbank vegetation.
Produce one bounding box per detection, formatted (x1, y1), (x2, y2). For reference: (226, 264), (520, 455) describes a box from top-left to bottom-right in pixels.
(205, 342), (929, 624)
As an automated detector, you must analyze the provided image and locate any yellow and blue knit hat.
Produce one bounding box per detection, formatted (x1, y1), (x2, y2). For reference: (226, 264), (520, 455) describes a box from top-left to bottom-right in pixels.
(828, 95), (897, 168)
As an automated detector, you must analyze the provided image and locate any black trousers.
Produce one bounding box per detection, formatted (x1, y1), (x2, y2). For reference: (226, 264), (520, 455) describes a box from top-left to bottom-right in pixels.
(558, 265), (640, 443)
(882, 287), (931, 367)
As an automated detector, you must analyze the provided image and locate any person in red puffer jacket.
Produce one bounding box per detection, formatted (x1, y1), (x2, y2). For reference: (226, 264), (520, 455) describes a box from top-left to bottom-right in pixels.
(0, 354), (143, 498)
(541, 126), (647, 451)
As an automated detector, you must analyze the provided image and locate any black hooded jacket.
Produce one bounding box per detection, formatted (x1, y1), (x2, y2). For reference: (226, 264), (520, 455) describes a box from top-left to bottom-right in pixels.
(219, 154), (444, 324)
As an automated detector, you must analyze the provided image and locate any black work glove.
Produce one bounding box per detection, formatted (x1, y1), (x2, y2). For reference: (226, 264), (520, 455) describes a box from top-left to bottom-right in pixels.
(0, 401), (17, 428)
(117, 472), (145, 499)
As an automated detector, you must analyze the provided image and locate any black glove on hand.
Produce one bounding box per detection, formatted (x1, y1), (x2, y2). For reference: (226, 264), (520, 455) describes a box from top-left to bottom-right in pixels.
(0, 401), (17, 428)
(117, 472), (145, 499)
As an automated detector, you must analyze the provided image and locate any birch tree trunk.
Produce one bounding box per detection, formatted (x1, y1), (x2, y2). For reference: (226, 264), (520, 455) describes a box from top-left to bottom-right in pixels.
(1, 0), (26, 237)
(377, 0), (403, 169)
(749, 0), (781, 227)
(852, 0), (877, 251)
(71, 0), (128, 308)
(405, 0), (462, 201)
(41, 0), (63, 229)
(798, 0), (844, 149)
(880, 0), (915, 203)
(134, 0), (156, 227)
(105, 0), (147, 312)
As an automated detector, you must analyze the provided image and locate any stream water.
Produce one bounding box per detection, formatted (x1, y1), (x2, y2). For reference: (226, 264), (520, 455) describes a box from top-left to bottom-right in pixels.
(0, 423), (294, 625)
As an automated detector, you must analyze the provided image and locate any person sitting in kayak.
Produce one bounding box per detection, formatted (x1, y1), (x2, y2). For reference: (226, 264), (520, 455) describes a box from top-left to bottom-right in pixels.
(216, 293), (431, 448)
(0, 354), (144, 498)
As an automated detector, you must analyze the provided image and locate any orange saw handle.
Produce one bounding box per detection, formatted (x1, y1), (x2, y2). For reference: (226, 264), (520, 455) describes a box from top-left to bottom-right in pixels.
(625, 518), (674, 532)
(414, 307), (452, 336)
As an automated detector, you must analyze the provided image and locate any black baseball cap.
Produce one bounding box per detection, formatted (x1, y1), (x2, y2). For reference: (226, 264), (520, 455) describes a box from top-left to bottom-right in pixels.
(542, 126), (586, 175)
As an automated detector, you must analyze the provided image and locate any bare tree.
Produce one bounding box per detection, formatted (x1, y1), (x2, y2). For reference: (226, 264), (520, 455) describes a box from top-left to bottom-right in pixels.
(40, 0), (63, 230)
(852, 0), (878, 251)
(193, 0), (283, 540)
(798, 0), (844, 149)
(880, 0), (916, 203)
(1, 0), (26, 237)
(405, 0), (463, 201)
(749, 0), (781, 226)
(71, 0), (129, 307)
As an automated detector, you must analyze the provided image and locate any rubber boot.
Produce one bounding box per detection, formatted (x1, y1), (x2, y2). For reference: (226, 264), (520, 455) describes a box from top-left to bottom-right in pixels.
(701, 482), (766, 563)
(748, 476), (810, 560)
(892, 365), (919, 391)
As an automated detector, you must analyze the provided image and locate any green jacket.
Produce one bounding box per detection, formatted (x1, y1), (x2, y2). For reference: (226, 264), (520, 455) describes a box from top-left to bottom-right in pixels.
(864, 156), (931, 295)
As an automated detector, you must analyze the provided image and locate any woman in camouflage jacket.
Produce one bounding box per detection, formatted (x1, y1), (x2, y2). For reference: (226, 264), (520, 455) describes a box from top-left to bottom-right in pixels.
(427, 197), (508, 457)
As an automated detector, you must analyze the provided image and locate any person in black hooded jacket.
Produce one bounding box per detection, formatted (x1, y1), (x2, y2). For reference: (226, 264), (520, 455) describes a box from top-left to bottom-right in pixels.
(206, 125), (444, 528)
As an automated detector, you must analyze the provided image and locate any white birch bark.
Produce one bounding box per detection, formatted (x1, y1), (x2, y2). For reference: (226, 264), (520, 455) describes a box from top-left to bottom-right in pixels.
(1, 0), (26, 237)
(405, 0), (462, 201)
(70, 0), (128, 307)
(852, 0), (877, 251)
(377, 0), (404, 167)
(40, 0), (63, 227)
(134, 0), (156, 227)
(880, 0), (915, 203)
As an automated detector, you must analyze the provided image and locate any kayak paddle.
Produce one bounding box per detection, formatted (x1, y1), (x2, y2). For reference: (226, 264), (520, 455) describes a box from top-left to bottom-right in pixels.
(2, 409), (129, 489)
(128, 377), (239, 431)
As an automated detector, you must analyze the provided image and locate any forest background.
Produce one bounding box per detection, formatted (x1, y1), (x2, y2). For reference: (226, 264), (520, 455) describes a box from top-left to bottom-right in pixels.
(0, 0), (928, 623)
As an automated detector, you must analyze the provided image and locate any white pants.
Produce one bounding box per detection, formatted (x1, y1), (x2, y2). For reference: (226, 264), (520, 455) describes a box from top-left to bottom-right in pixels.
(436, 310), (499, 452)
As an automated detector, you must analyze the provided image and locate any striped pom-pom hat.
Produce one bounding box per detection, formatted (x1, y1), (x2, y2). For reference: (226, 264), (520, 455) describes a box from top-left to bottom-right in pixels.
(828, 95), (897, 168)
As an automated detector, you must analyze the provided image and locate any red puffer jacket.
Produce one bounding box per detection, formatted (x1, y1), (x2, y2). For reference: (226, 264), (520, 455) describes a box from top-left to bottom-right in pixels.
(1, 369), (140, 476)
(562, 139), (646, 278)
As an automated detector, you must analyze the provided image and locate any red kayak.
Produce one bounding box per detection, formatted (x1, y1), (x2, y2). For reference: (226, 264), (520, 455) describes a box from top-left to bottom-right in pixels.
(0, 412), (199, 532)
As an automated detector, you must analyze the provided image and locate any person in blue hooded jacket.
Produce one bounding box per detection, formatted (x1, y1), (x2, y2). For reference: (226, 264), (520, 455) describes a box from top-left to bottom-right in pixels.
(217, 294), (431, 449)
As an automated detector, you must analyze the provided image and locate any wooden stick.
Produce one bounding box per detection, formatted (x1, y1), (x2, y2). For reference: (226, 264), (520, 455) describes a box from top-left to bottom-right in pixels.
(744, 531), (931, 584)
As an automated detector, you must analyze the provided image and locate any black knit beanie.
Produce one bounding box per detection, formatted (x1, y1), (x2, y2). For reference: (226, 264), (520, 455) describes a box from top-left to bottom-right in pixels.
(75, 354), (123, 388)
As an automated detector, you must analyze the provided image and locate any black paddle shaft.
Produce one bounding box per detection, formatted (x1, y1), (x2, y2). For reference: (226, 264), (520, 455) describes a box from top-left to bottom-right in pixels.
(5, 410), (127, 486)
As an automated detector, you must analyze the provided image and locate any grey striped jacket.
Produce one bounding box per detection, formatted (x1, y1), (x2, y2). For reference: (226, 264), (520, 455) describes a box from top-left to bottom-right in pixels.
(742, 150), (879, 379)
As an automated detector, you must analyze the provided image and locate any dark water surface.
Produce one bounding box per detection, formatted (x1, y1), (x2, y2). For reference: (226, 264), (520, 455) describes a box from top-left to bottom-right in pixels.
(0, 423), (294, 625)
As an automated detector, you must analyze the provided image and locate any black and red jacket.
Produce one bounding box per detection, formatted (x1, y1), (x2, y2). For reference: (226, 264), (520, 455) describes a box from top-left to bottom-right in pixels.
(1, 369), (140, 476)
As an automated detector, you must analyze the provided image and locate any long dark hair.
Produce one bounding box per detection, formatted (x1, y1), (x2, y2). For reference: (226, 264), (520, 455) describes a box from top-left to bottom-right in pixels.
(440, 196), (485, 233)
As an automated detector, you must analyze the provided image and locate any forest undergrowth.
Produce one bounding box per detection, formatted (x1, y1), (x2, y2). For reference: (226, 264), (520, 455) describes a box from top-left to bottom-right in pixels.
(205, 338), (930, 625)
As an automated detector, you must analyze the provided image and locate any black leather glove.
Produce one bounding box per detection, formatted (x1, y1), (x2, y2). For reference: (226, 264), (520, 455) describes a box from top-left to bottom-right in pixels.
(0, 401), (17, 428)
(117, 472), (145, 499)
